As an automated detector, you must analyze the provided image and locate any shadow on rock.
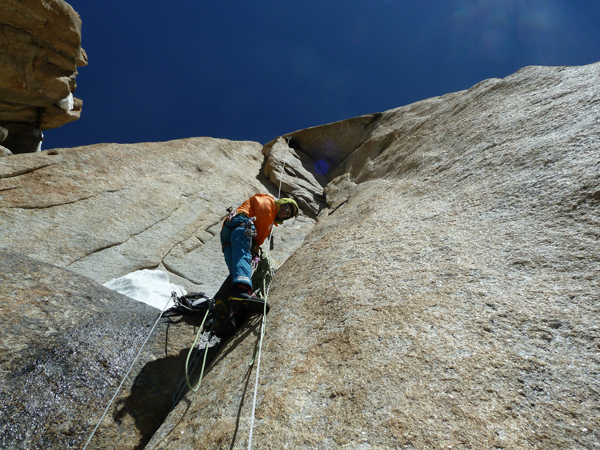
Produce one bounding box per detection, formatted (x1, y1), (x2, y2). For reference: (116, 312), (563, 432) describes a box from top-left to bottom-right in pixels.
(141, 315), (263, 450)
(112, 347), (208, 450)
(112, 319), (237, 450)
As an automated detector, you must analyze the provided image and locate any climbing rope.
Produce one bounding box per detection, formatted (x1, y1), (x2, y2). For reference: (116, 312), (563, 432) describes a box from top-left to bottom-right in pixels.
(174, 249), (275, 400)
(251, 250), (275, 299)
(247, 140), (290, 449)
(184, 306), (215, 392)
(246, 257), (274, 450)
(277, 138), (290, 200)
(248, 251), (276, 366)
(83, 297), (173, 450)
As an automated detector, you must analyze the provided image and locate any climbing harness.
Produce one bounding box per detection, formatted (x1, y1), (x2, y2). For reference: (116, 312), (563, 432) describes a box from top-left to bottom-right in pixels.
(226, 206), (237, 222)
(221, 213), (257, 252)
(245, 217), (258, 237)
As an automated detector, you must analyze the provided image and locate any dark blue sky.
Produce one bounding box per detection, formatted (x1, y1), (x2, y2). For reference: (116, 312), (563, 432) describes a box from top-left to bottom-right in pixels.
(47, 0), (600, 149)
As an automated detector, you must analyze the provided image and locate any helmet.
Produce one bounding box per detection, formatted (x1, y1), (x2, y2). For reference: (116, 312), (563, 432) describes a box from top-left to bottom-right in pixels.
(274, 198), (299, 223)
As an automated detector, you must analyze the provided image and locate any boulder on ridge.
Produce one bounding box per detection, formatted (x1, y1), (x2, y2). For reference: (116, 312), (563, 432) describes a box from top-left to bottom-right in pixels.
(0, 0), (87, 153)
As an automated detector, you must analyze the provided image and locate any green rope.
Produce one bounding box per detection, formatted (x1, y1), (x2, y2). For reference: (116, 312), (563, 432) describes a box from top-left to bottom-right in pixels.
(248, 251), (275, 366)
(251, 251), (275, 299)
(183, 252), (275, 393)
(184, 307), (215, 392)
(247, 251), (277, 449)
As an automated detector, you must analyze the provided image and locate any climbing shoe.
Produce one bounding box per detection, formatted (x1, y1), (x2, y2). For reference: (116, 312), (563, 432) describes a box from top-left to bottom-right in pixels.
(212, 299), (234, 337)
(228, 284), (270, 316)
(228, 294), (270, 316)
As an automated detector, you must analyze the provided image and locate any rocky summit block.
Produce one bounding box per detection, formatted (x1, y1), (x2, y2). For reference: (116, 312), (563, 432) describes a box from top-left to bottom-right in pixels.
(0, 0), (87, 153)
(147, 63), (600, 449)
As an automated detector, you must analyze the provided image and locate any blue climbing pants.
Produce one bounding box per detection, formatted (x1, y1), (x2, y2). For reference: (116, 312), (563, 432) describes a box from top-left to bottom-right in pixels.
(220, 215), (254, 289)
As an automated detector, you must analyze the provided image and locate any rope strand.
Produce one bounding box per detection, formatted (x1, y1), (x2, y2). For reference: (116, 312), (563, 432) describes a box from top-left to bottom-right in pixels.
(247, 257), (274, 449)
(184, 308), (215, 392)
(247, 140), (289, 449)
(83, 298), (172, 450)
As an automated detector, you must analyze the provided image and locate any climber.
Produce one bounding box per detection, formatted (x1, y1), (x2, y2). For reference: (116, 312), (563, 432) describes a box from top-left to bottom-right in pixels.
(214, 193), (298, 336)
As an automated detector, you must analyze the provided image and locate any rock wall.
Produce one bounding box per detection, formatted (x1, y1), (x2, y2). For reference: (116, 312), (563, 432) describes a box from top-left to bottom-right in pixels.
(147, 62), (600, 449)
(0, 62), (599, 449)
(0, 136), (316, 449)
(0, 0), (87, 153)
(0, 249), (218, 449)
(0, 136), (317, 295)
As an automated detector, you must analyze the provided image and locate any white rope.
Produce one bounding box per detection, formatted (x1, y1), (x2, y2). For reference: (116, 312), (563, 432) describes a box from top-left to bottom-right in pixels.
(246, 286), (270, 449)
(83, 298), (171, 450)
(247, 139), (290, 449)
(276, 141), (289, 200)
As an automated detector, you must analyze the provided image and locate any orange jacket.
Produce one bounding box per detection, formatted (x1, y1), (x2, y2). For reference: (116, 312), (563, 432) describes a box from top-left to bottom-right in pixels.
(237, 193), (278, 246)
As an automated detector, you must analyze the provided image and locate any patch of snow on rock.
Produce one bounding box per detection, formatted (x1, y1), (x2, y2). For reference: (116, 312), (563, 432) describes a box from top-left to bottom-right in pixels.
(103, 269), (186, 310)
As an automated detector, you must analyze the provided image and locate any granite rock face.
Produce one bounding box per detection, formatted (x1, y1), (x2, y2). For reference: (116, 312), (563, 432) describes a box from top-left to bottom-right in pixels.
(0, 249), (205, 450)
(262, 137), (328, 217)
(1, 62), (599, 450)
(0, 137), (314, 296)
(147, 63), (600, 449)
(0, 0), (87, 153)
(0, 136), (315, 449)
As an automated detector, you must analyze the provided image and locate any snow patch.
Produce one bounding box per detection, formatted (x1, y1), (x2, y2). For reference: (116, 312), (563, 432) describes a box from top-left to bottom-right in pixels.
(56, 93), (74, 111)
(103, 269), (186, 310)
